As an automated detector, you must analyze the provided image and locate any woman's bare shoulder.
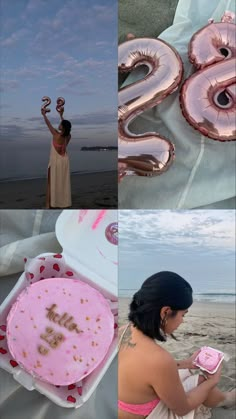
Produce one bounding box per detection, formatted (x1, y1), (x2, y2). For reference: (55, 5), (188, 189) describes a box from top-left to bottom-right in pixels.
(53, 131), (60, 138)
(141, 337), (174, 369)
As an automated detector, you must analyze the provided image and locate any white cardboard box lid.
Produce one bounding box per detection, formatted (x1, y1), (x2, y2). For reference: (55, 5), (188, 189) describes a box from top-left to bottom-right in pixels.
(55, 210), (118, 296)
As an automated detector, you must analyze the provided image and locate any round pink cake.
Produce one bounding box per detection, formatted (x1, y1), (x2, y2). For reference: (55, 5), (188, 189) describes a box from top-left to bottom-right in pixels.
(197, 347), (220, 371)
(7, 278), (114, 385)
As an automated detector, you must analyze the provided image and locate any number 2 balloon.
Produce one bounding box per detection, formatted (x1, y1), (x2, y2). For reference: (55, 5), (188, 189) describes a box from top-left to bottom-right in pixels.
(118, 38), (183, 177)
(41, 96), (51, 113)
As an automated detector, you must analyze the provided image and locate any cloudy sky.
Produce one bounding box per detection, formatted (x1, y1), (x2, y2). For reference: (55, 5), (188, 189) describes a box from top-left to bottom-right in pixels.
(119, 210), (235, 298)
(0, 0), (117, 179)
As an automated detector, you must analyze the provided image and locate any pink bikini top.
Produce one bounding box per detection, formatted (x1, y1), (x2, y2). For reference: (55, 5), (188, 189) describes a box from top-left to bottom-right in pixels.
(53, 138), (67, 155)
(118, 323), (160, 416)
(118, 398), (159, 416)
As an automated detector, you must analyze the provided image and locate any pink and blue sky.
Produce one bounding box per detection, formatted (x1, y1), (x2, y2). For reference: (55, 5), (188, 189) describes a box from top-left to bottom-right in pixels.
(0, 0), (117, 179)
(119, 210), (236, 302)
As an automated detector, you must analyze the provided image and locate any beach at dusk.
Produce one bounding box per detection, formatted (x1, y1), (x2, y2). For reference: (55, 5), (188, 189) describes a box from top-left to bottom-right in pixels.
(0, 0), (117, 199)
(0, 170), (117, 209)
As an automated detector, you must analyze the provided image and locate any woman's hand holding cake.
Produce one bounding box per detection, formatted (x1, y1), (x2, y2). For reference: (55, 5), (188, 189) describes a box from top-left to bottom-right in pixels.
(177, 350), (201, 370)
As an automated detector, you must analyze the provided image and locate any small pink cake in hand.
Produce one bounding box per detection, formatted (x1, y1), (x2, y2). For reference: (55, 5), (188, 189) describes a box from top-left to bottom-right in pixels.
(194, 346), (224, 374)
(6, 278), (114, 385)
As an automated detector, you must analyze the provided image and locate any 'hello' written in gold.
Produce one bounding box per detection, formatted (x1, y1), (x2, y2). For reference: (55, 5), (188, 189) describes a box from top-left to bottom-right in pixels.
(46, 304), (83, 334)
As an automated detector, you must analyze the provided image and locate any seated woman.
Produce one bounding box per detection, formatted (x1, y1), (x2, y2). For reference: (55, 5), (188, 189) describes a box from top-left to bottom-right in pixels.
(41, 108), (72, 208)
(118, 271), (235, 419)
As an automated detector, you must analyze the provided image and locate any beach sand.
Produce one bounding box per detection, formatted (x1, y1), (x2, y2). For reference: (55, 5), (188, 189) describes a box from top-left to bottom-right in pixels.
(0, 171), (117, 209)
(119, 298), (236, 418)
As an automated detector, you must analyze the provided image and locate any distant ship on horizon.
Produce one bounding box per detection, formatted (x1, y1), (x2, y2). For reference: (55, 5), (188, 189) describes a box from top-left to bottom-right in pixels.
(81, 146), (118, 151)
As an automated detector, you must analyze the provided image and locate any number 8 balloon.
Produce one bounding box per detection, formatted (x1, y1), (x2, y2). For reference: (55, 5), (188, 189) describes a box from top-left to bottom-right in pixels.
(56, 97), (65, 114)
(118, 38), (184, 177)
(180, 11), (236, 142)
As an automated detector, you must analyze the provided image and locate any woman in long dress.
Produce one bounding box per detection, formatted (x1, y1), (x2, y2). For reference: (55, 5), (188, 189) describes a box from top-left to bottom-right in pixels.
(118, 271), (235, 419)
(41, 108), (72, 208)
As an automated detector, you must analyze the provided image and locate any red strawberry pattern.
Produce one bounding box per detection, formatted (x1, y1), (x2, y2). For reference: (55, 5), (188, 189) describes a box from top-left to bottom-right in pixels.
(54, 254), (62, 259)
(0, 348), (7, 354)
(24, 258), (27, 263)
(68, 384), (76, 390)
(0, 335), (5, 340)
(38, 257), (46, 261)
(66, 271), (74, 276)
(53, 263), (60, 272)
(40, 266), (45, 273)
(77, 386), (83, 396)
(10, 360), (18, 368)
(29, 273), (34, 279)
(0, 325), (6, 332)
(67, 395), (76, 403)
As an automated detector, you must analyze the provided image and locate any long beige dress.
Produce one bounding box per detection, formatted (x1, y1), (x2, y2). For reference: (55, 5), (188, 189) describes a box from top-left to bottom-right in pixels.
(47, 138), (72, 208)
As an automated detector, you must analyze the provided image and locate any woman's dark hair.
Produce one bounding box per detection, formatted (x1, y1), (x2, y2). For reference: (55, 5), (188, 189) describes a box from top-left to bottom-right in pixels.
(128, 271), (193, 342)
(61, 120), (71, 137)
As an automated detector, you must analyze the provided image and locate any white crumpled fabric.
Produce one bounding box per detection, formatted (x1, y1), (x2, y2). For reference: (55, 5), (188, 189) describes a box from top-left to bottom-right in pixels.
(119, 0), (236, 209)
(0, 210), (117, 419)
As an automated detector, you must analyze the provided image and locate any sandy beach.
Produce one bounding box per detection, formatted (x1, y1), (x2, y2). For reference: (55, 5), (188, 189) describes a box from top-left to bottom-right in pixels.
(119, 298), (236, 418)
(0, 171), (117, 209)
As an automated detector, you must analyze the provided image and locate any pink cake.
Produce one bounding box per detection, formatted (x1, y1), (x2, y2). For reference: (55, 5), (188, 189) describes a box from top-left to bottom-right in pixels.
(194, 346), (224, 373)
(6, 278), (114, 385)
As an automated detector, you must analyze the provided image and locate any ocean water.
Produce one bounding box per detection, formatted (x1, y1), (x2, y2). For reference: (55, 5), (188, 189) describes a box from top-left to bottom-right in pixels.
(119, 289), (235, 303)
(0, 147), (117, 181)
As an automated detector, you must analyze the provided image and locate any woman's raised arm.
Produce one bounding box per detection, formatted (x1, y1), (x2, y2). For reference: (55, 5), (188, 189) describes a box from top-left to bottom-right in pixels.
(58, 108), (64, 121)
(41, 109), (58, 135)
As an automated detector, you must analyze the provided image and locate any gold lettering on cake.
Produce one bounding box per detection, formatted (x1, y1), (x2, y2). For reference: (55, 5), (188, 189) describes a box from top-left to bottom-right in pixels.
(40, 326), (65, 349)
(64, 316), (73, 328)
(45, 304), (83, 334)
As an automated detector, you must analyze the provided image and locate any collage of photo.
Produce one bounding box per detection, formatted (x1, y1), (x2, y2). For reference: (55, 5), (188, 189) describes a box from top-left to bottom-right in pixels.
(0, 1), (235, 419)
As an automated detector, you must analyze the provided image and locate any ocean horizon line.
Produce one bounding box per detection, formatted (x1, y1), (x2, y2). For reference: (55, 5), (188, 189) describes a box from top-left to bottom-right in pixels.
(119, 291), (236, 303)
(0, 169), (116, 183)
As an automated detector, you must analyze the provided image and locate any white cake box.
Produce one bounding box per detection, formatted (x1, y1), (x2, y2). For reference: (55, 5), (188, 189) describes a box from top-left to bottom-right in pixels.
(0, 210), (118, 408)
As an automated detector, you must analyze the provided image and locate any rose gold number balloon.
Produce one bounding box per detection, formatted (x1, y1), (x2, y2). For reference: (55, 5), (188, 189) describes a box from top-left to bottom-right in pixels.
(118, 38), (183, 177)
(56, 97), (65, 113)
(180, 12), (236, 142)
(41, 96), (51, 113)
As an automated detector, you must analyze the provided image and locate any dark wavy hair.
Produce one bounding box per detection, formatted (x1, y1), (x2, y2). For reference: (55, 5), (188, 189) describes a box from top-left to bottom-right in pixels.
(61, 120), (71, 137)
(128, 271), (193, 342)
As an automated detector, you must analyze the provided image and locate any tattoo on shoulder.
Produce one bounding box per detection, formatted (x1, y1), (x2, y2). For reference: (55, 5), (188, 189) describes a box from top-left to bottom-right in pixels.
(121, 324), (136, 349)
